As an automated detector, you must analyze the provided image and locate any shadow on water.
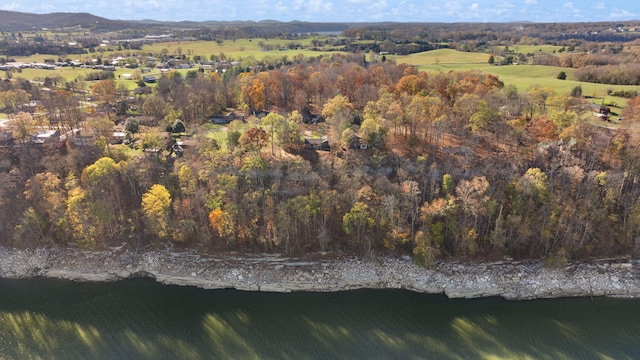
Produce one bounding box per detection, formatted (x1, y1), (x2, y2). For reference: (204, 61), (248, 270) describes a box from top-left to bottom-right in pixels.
(0, 278), (639, 359)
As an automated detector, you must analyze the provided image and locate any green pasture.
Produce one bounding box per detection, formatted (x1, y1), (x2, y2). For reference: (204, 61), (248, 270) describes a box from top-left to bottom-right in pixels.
(9, 67), (93, 83)
(399, 49), (640, 101)
(141, 38), (338, 61)
(490, 45), (565, 54)
(402, 49), (491, 65)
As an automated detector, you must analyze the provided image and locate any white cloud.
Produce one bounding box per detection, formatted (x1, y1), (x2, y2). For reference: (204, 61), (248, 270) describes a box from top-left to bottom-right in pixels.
(609, 8), (636, 19)
(274, 2), (289, 13)
(1, 2), (20, 11)
(442, 1), (462, 15)
(307, 0), (333, 13)
(593, 2), (605, 10)
(524, 0), (537, 4)
(496, 1), (516, 11)
(292, 0), (304, 11)
(561, 1), (581, 16)
(369, 0), (387, 12)
(470, 3), (479, 11)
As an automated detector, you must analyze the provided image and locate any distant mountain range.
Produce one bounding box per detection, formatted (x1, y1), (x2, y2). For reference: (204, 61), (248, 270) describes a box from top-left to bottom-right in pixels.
(0, 11), (123, 31)
(0, 10), (350, 33)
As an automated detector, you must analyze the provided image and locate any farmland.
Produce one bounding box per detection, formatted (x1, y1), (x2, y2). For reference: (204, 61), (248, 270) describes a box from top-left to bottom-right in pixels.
(5, 39), (639, 113)
(399, 49), (640, 107)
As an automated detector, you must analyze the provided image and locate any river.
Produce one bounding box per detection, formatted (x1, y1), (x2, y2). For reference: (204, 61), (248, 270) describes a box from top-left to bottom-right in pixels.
(0, 278), (638, 359)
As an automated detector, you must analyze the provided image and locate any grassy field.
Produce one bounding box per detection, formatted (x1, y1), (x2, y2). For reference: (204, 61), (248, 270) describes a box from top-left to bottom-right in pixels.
(398, 49), (640, 102)
(141, 38), (339, 62)
(10, 67), (94, 83)
(4, 42), (640, 111)
(490, 45), (565, 54)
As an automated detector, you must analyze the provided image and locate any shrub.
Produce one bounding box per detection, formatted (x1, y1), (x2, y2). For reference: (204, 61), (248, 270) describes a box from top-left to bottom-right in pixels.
(570, 85), (582, 98)
(124, 117), (139, 134)
(172, 119), (186, 133)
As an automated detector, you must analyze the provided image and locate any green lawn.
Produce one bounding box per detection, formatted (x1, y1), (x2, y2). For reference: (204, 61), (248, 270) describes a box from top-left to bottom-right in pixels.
(116, 144), (143, 159)
(202, 120), (251, 151)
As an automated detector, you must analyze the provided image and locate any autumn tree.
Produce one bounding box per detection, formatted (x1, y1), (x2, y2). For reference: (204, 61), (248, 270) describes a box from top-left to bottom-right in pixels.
(91, 79), (117, 120)
(261, 112), (286, 156)
(0, 89), (30, 118)
(142, 184), (172, 240)
(142, 96), (169, 125)
(322, 95), (355, 148)
(12, 111), (37, 144)
(65, 186), (101, 248)
(241, 76), (265, 113)
(343, 201), (375, 254)
(15, 172), (66, 246)
(455, 176), (490, 254)
(280, 111), (303, 151)
(239, 127), (268, 152)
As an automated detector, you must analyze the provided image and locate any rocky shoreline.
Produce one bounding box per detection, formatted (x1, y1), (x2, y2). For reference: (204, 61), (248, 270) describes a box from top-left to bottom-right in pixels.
(0, 246), (638, 300)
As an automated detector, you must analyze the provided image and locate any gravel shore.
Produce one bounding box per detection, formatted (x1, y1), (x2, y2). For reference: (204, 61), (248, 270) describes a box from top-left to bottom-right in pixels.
(0, 246), (638, 300)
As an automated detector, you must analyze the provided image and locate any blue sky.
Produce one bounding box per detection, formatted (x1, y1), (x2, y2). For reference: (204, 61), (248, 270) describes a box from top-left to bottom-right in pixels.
(2, 0), (639, 23)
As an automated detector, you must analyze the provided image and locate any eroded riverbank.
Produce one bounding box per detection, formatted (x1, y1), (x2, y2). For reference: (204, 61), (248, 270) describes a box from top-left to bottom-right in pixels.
(0, 247), (638, 299)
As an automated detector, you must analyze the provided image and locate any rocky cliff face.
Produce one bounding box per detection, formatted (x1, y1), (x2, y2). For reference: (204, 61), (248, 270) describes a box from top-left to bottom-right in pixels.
(0, 247), (638, 300)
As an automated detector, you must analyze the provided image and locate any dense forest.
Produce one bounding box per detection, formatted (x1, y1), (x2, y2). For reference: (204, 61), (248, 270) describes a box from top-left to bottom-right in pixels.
(2, 49), (640, 266)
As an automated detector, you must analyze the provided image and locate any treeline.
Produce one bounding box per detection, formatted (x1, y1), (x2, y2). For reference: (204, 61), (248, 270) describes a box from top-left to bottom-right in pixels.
(343, 21), (640, 46)
(0, 41), (86, 57)
(575, 63), (640, 85)
(3, 54), (640, 264)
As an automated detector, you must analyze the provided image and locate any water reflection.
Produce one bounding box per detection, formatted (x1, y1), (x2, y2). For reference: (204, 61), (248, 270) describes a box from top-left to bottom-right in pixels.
(0, 278), (638, 359)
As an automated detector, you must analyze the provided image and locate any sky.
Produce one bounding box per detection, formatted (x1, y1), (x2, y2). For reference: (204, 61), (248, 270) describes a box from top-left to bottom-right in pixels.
(1, 0), (639, 23)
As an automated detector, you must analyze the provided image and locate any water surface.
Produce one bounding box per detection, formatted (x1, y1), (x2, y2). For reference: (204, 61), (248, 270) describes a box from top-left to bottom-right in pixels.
(0, 278), (638, 359)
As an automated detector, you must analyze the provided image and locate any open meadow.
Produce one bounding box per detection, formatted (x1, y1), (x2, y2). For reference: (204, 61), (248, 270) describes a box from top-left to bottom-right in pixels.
(141, 38), (341, 61)
(400, 49), (640, 107)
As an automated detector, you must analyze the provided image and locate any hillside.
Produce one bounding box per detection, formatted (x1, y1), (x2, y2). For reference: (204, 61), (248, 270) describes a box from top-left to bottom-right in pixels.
(0, 10), (130, 31)
(0, 10), (351, 34)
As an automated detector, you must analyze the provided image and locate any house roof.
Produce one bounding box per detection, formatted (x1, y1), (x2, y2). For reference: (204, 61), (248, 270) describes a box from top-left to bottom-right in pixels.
(304, 135), (328, 145)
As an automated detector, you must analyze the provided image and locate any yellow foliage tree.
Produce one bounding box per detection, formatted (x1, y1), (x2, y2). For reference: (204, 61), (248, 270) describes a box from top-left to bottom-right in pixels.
(208, 208), (225, 235)
(142, 184), (172, 239)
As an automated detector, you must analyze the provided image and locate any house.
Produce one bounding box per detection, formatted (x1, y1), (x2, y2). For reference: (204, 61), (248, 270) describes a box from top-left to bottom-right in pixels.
(589, 103), (611, 121)
(302, 113), (323, 124)
(253, 110), (269, 119)
(111, 131), (127, 144)
(70, 130), (95, 147)
(134, 87), (153, 95)
(143, 75), (157, 83)
(210, 114), (245, 124)
(0, 131), (14, 146)
(30, 130), (61, 145)
(304, 136), (330, 151)
(121, 73), (133, 80)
